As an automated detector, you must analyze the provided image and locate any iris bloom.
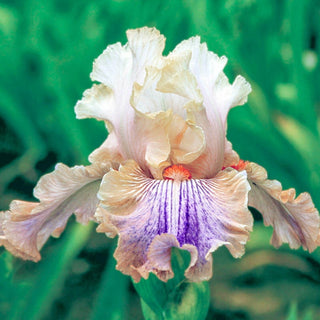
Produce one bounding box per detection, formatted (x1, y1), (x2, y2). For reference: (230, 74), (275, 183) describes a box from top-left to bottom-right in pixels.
(1, 27), (319, 282)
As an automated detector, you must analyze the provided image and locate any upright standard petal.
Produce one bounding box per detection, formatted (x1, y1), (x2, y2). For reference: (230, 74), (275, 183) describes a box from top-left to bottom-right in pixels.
(76, 28), (251, 179)
(76, 28), (173, 176)
(170, 36), (251, 128)
(155, 52), (224, 177)
(130, 62), (206, 176)
(160, 42), (242, 177)
(1, 163), (111, 261)
(245, 162), (320, 252)
(96, 161), (252, 282)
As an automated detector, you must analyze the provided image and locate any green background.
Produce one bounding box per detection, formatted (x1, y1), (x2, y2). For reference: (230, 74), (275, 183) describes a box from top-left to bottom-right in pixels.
(0, 0), (320, 319)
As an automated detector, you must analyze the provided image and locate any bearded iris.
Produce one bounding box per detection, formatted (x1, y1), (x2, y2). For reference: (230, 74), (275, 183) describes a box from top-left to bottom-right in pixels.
(1, 27), (319, 282)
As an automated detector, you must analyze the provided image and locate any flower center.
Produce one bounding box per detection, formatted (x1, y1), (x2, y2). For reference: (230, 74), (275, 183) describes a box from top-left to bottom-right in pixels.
(163, 164), (192, 181)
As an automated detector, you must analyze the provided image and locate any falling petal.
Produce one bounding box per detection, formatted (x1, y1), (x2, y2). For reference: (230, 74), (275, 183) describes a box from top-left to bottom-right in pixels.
(245, 162), (320, 252)
(1, 163), (111, 261)
(96, 161), (252, 282)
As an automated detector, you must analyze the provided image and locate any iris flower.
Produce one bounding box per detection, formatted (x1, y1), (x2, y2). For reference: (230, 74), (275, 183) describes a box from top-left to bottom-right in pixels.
(1, 27), (319, 282)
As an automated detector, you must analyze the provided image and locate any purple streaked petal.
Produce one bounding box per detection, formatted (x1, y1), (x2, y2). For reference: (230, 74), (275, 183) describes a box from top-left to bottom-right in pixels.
(97, 160), (252, 282)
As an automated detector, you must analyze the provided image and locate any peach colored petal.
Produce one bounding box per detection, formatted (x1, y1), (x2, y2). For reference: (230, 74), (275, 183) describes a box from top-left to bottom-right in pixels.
(131, 110), (173, 179)
(96, 161), (252, 282)
(1, 163), (111, 261)
(168, 114), (205, 165)
(130, 65), (206, 173)
(129, 60), (206, 176)
(157, 52), (203, 111)
(246, 162), (320, 252)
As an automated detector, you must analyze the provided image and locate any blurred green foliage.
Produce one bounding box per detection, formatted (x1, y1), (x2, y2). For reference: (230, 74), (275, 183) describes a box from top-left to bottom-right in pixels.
(0, 0), (320, 319)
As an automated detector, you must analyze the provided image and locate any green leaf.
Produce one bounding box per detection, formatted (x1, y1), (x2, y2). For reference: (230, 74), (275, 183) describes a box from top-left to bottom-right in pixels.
(9, 222), (93, 320)
(133, 248), (210, 320)
(0, 252), (28, 318)
(303, 309), (314, 320)
(90, 241), (130, 320)
(286, 302), (314, 320)
(286, 303), (298, 320)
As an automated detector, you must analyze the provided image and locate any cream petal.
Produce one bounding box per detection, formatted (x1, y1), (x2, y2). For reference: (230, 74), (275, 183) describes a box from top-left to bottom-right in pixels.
(75, 84), (115, 122)
(1, 163), (111, 261)
(129, 61), (207, 176)
(90, 42), (132, 89)
(158, 49), (226, 177)
(126, 27), (165, 84)
(130, 110), (172, 179)
(90, 26), (165, 106)
(76, 28), (170, 174)
(167, 37), (251, 177)
(170, 36), (251, 127)
(157, 52), (203, 111)
(168, 114), (205, 165)
(130, 66), (188, 117)
(96, 161), (252, 282)
(245, 162), (320, 252)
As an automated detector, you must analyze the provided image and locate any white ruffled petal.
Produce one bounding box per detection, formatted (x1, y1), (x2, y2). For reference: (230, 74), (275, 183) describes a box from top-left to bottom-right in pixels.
(171, 37), (251, 127)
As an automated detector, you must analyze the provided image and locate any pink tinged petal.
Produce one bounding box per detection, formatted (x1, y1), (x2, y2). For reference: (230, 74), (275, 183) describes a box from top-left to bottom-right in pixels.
(0, 205), (40, 261)
(246, 162), (320, 252)
(97, 161), (252, 282)
(1, 163), (110, 261)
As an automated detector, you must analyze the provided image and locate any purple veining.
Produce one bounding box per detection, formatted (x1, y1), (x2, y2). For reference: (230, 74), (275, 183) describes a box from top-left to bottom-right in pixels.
(111, 171), (250, 276)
